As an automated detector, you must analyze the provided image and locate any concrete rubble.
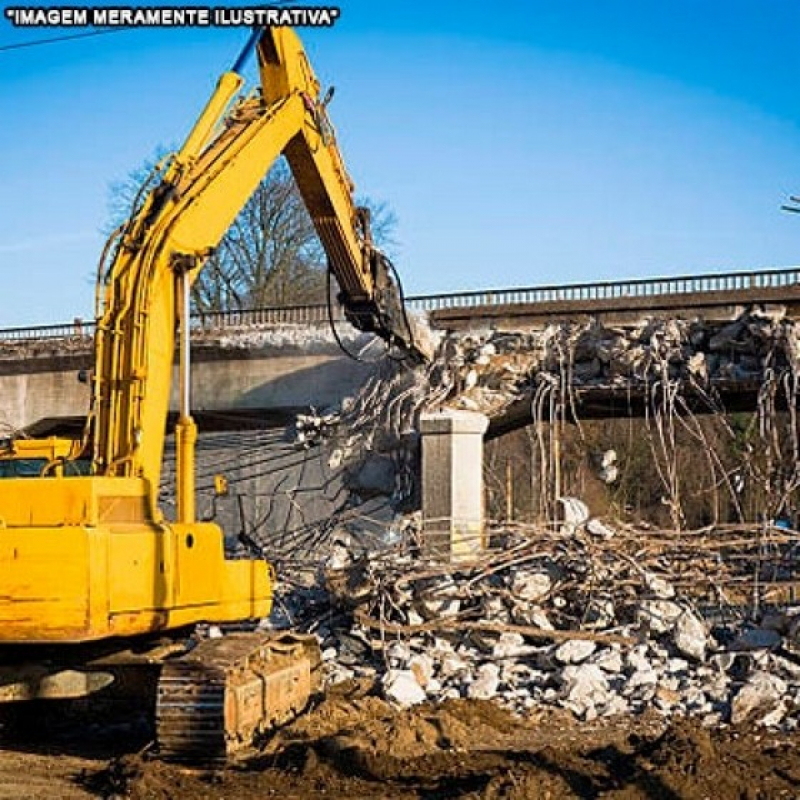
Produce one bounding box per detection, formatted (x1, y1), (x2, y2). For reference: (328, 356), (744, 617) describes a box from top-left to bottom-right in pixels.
(328, 309), (800, 425)
(266, 518), (800, 732)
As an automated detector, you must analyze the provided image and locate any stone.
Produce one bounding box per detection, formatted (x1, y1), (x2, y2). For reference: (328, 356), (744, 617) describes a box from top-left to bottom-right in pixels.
(386, 641), (412, 668)
(560, 664), (610, 719)
(417, 596), (462, 620)
(511, 603), (554, 630)
(493, 632), (531, 659)
(626, 669), (658, 691)
(602, 694), (630, 717)
(731, 671), (788, 725)
(666, 657), (689, 675)
(644, 572), (676, 600)
(673, 610), (708, 661)
(425, 678), (443, 696)
(584, 598), (616, 628)
(467, 663), (500, 700)
(555, 639), (596, 665)
(439, 652), (469, 679)
(586, 518), (616, 539)
(637, 600), (683, 635)
(626, 646), (653, 674)
(592, 647), (623, 674)
(511, 572), (551, 603)
(409, 653), (435, 687)
(383, 669), (427, 707)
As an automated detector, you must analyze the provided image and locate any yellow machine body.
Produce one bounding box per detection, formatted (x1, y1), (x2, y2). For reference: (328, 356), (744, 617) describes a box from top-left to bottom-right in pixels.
(0, 476), (270, 643)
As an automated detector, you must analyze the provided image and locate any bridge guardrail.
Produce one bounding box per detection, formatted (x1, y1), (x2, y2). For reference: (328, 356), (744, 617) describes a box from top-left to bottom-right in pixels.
(2, 266), (798, 343)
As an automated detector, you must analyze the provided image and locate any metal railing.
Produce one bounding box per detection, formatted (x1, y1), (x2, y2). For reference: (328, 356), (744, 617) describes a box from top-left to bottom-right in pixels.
(404, 266), (800, 312)
(1, 266), (798, 343)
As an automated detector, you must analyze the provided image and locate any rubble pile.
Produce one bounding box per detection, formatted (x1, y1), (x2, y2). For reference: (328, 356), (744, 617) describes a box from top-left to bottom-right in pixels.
(270, 520), (800, 730)
(442, 310), (800, 418)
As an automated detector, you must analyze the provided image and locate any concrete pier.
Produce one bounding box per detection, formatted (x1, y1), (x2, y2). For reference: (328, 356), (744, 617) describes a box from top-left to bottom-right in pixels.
(420, 409), (489, 562)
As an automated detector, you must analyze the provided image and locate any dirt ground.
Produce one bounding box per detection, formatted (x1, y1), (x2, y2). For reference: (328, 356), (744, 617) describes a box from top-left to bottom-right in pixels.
(1, 682), (799, 799)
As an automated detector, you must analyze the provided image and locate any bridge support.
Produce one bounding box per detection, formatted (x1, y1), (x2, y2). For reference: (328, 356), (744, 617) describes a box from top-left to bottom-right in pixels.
(420, 410), (488, 562)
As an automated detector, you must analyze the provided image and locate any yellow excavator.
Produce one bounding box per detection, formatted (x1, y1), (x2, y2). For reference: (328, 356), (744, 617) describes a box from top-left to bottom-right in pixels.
(0, 27), (427, 760)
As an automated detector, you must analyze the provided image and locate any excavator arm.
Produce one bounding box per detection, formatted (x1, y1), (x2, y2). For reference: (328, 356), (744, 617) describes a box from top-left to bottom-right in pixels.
(93, 27), (428, 499)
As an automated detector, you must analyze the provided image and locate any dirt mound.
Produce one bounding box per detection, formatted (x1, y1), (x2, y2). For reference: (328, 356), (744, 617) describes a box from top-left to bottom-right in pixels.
(83, 685), (800, 799)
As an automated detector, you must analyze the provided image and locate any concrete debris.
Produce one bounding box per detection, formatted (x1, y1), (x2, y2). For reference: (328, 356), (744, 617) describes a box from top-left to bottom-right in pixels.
(731, 671), (788, 725)
(383, 669), (427, 707)
(368, 309), (800, 424)
(555, 639), (596, 665)
(268, 519), (800, 734)
(586, 518), (617, 539)
(467, 663), (500, 700)
(673, 610), (708, 661)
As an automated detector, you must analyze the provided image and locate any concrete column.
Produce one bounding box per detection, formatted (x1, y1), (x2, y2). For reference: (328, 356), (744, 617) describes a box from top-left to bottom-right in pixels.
(420, 409), (489, 562)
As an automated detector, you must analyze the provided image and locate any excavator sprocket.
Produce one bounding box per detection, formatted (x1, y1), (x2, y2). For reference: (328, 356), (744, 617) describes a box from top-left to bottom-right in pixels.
(155, 631), (321, 762)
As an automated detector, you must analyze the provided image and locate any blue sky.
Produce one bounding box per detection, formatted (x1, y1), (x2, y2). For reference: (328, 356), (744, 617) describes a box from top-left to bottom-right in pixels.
(1, 1), (800, 325)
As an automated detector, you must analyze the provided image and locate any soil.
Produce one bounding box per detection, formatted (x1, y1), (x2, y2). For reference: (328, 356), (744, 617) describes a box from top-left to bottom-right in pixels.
(0, 681), (799, 799)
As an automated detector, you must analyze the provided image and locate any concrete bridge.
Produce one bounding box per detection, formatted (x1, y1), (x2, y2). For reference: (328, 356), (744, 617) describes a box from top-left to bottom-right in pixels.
(1, 266), (798, 434)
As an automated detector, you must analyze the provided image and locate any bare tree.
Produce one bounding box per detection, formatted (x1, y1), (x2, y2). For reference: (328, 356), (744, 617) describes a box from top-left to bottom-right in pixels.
(108, 149), (398, 313)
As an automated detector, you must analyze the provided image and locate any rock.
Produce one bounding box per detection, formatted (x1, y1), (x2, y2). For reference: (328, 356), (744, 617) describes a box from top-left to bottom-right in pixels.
(586, 518), (616, 539)
(730, 671), (787, 724)
(626, 668), (658, 691)
(409, 653), (435, 687)
(584, 598), (616, 628)
(425, 678), (443, 696)
(665, 657), (689, 675)
(673, 610), (708, 661)
(417, 596), (461, 620)
(592, 647), (623, 674)
(644, 572), (675, 600)
(731, 628), (782, 651)
(439, 652), (469, 679)
(602, 694), (630, 717)
(560, 664), (610, 719)
(626, 645), (653, 674)
(637, 600), (683, 635)
(511, 572), (551, 602)
(467, 663), (500, 700)
(493, 632), (532, 659)
(385, 640), (413, 668)
(555, 639), (596, 665)
(383, 669), (427, 707)
(511, 603), (555, 630)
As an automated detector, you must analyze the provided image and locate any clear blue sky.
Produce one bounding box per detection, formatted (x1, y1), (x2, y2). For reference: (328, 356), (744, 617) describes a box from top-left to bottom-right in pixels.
(1, 0), (800, 325)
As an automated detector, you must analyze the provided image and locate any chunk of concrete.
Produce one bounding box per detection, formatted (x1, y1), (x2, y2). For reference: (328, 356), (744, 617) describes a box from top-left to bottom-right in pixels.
(511, 571), (551, 602)
(673, 610), (708, 661)
(467, 663), (500, 700)
(731, 671), (788, 725)
(555, 639), (596, 665)
(383, 669), (427, 707)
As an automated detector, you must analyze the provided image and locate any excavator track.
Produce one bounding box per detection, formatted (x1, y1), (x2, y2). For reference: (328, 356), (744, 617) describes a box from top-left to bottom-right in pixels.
(156, 631), (321, 762)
